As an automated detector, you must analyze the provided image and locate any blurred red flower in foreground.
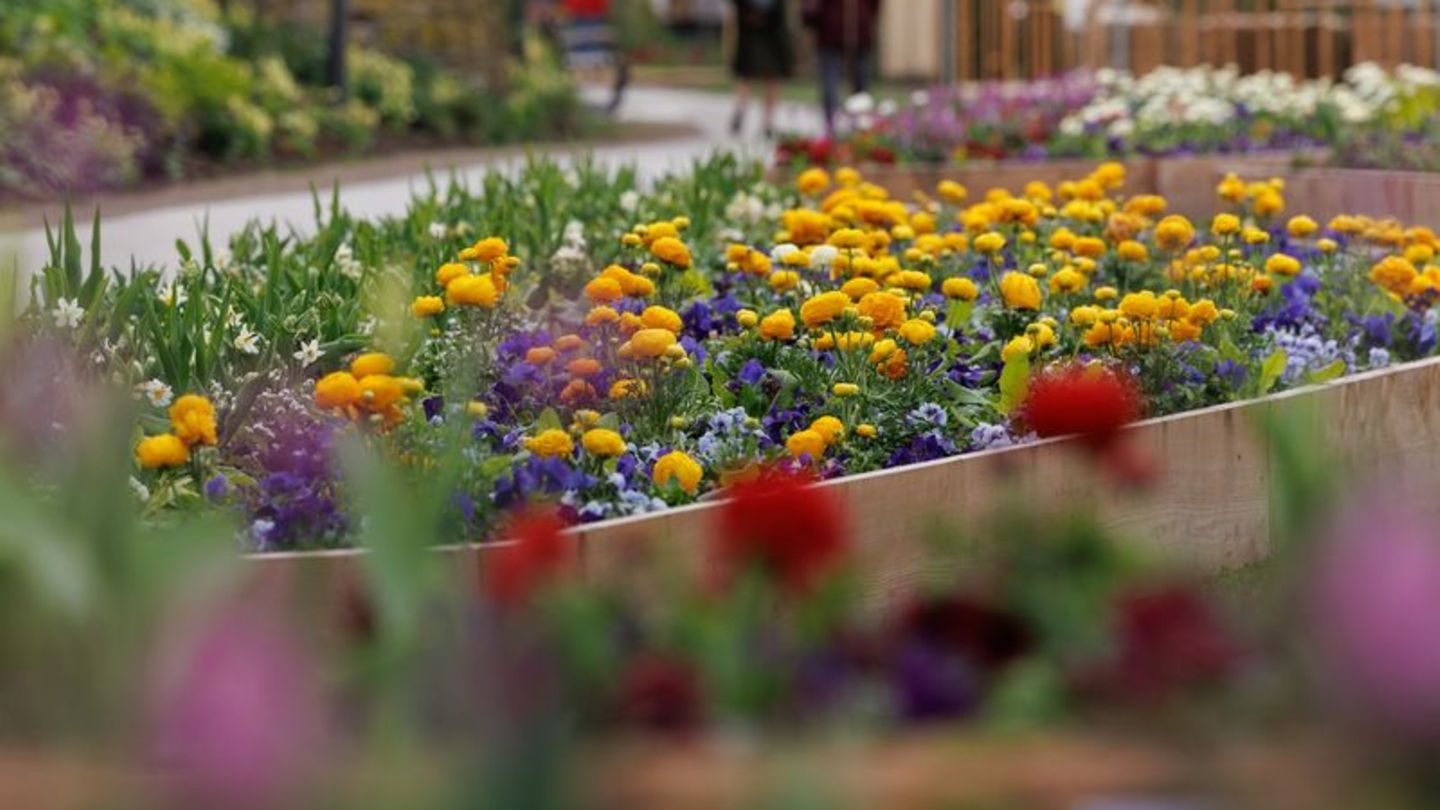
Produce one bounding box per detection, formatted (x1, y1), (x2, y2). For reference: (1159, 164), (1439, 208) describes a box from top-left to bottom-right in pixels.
(617, 653), (703, 733)
(485, 508), (573, 607)
(713, 470), (849, 594)
(1019, 363), (1143, 448)
(1112, 585), (1238, 699)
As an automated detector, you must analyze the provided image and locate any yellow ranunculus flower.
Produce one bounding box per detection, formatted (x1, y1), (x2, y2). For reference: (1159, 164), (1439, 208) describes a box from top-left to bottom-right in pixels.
(316, 371), (362, 410)
(809, 415), (845, 446)
(649, 236), (692, 268)
(1212, 213), (1241, 236)
(584, 275), (625, 304)
(359, 374), (404, 410)
(786, 429), (828, 459)
(136, 433), (190, 469)
(351, 352), (395, 378)
(1264, 253), (1302, 277)
(998, 271), (1042, 310)
(841, 277), (880, 301)
(1154, 215), (1195, 252)
(1001, 335), (1034, 363)
(524, 428), (574, 459)
(760, 309), (796, 340)
(973, 231), (1006, 254)
(581, 428), (626, 457)
(627, 328), (678, 359)
(1119, 290), (1160, 321)
(797, 167), (830, 196)
(169, 394), (218, 447)
(736, 309), (759, 328)
(857, 291), (906, 329)
(653, 450), (703, 494)
(411, 295), (445, 317)
(832, 382), (859, 397)
(941, 276), (978, 301)
(898, 318), (937, 346)
(800, 291), (851, 328)
(436, 262), (468, 287)
(640, 305), (684, 334)
(447, 273), (500, 307)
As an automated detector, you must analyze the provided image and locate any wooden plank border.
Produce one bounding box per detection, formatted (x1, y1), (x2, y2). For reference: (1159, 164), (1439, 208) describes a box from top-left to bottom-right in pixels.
(251, 355), (1440, 615)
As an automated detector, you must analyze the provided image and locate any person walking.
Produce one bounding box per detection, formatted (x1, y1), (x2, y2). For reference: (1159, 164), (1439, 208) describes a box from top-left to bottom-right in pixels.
(729, 0), (795, 138)
(803, 0), (882, 137)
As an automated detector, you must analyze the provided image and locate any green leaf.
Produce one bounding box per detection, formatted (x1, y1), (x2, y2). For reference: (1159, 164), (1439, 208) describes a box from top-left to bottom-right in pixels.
(996, 352), (1030, 415)
(1305, 358), (1346, 385)
(1257, 348), (1288, 395)
(535, 407), (563, 431)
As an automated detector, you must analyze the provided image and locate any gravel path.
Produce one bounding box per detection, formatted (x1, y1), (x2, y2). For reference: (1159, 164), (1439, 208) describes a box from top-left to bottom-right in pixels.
(3, 85), (822, 276)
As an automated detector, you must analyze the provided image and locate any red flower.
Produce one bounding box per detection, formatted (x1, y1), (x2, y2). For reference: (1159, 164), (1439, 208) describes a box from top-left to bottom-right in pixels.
(484, 508), (573, 607)
(1018, 364), (1142, 448)
(712, 469), (849, 594)
(616, 654), (703, 733)
(1113, 585), (1238, 699)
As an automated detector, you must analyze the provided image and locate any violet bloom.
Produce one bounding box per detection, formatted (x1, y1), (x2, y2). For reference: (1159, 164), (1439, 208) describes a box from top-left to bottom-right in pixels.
(1309, 498), (1440, 742)
(150, 610), (329, 809)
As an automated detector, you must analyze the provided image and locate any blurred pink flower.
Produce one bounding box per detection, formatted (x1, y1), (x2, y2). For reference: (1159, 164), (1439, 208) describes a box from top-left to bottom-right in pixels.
(150, 608), (330, 808)
(1309, 499), (1440, 741)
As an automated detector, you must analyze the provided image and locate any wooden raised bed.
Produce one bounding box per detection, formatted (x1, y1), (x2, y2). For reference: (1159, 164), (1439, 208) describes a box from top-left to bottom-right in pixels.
(772, 152), (1317, 220)
(1272, 167), (1440, 229)
(255, 356), (1440, 615)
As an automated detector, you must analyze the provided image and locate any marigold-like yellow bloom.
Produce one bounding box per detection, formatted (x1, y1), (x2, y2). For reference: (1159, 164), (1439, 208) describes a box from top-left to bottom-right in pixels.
(797, 167), (830, 195)
(136, 433), (190, 469)
(525, 428), (574, 459)
(829, 228), (867, 249)
(581, 428), (626, 457)
(1154, 215), (1195, 252)
(653, 450), (703, 494)
(436, 262), (468, 287)
(841, 277), (881, 301)
(856, 423), (877, 438)
(359, 374), (404, 410)
(768, 270), (801, 292)
(640, 305), (684, 334)
(584, 276), (624, 304)
(351, 352), (395, 378)
(973, 231), (1006, 254)
(169, 394), (218, 447)
(447, 273), (500, 307)
(736, 308), (759, 328)
(833, 382), (859, 397)
(1264, 253), (1302, 277)
(1001, 335), (1034, 363)
(1371, 255), (1419, 296)
(786, 429), (828, 459)
(411, 295), (445, 317)
(857, 291), (907, 329)
(809, 415), (845, 446)
(800, 291), (851, 328)
(941, 276), (978, 301)
(999, 271), (1041, 310)
(1119, 290), (1160, 320)
(586, 306), (620, 326)
(937, 179), (968, 203)
(1287, 215), (1318, 238)
(463, 237), (508, 263)
(316, 371), (362, 410)
(1212, 213), (1241, 236)
(627, 328), (678, 359)
(898, 318), (937, 345)
(649, 236), (692, 268)
(1049, 267), (1087, 294)
(760, 309), (796, 340)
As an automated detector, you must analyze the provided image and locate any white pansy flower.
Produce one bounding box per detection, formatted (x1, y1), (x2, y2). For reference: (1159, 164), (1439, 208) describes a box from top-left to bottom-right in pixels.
(844, 92), (874, 116)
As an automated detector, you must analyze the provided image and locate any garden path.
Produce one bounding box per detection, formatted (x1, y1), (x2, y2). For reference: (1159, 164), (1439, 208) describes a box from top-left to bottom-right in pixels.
(3, 85), (821, 279)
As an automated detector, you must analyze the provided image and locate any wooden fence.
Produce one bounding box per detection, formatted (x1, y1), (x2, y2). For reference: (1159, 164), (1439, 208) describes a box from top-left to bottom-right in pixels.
(939, 1), (1440, 82)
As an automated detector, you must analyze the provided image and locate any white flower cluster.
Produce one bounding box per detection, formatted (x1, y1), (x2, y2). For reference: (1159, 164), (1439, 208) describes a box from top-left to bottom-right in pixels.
(1059, 63), (1440, 139)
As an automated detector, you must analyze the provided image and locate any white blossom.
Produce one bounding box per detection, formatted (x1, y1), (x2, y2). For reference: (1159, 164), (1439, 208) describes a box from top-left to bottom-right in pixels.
(293, 338), (322, 366)
(136, 379), (174, 408)
(52, 297), (83, 329)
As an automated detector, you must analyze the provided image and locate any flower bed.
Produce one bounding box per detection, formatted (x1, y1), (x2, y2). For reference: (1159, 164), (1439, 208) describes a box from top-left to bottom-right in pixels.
(25, 153), (1440, 555)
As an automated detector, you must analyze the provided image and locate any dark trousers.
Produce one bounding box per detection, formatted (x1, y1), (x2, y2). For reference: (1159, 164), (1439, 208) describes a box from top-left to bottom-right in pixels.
(819, 46), (874, 134)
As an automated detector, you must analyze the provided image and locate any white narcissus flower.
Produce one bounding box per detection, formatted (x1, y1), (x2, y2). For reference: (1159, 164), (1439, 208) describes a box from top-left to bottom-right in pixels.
(158, 282), (187, 307)
(53, 297), (83, 329)
(293, 339), (322, 366)
(137, 379), (174, 408)
(234, 327), (261, 355)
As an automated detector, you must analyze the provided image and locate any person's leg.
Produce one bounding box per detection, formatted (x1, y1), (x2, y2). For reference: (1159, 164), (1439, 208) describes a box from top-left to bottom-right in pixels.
(732, 80), (750, 135)
(761, 79), (779, 139)
(818, 48), (841, 137)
